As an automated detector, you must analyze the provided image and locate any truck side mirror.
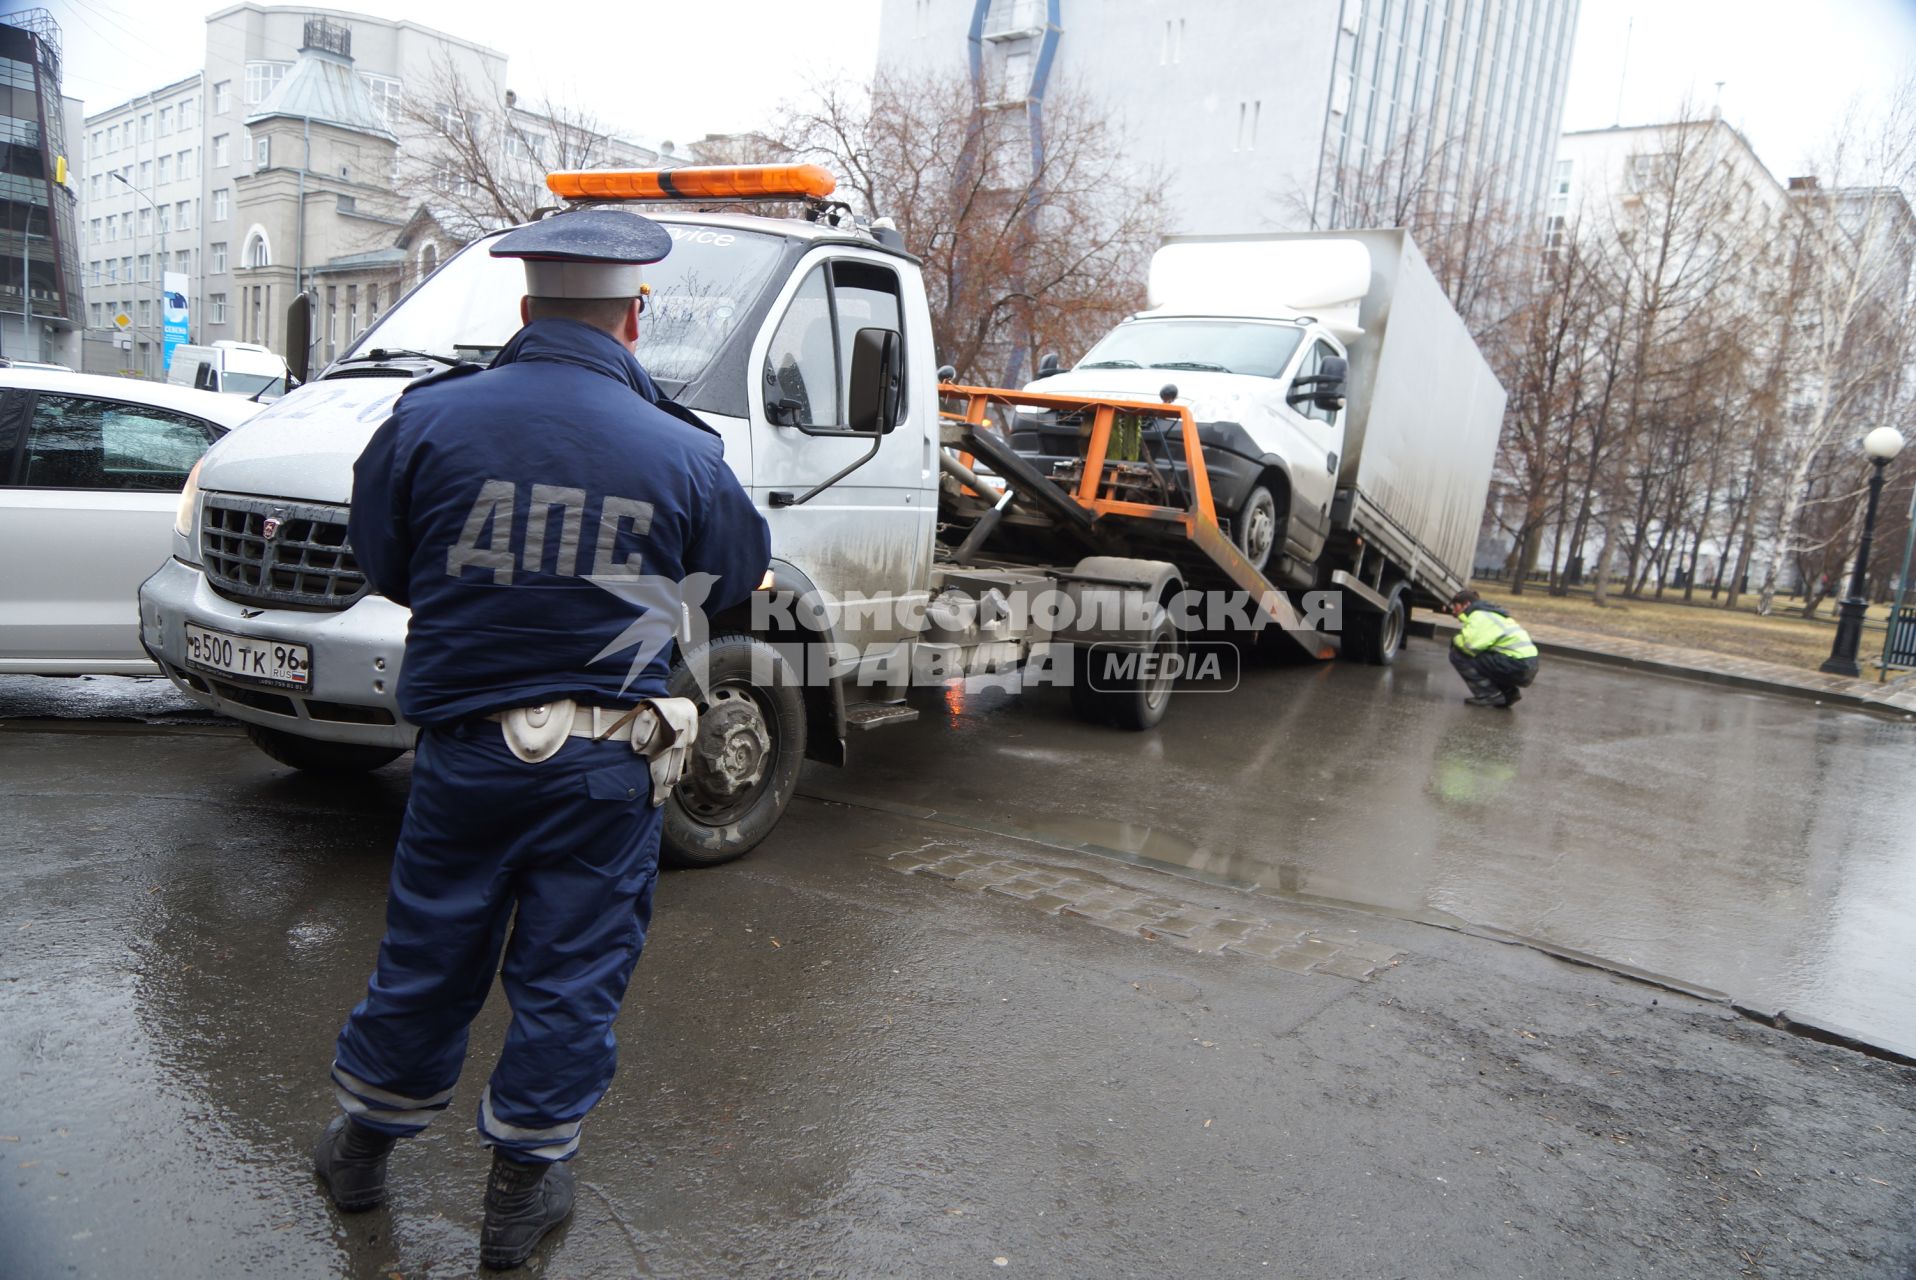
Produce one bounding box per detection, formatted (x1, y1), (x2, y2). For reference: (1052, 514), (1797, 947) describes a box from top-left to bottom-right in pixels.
(1036, 351), (1062, 379)
(1315, 355), (1348, 412)
(847, 327), (902, 435)
(285, 291), (313, 386)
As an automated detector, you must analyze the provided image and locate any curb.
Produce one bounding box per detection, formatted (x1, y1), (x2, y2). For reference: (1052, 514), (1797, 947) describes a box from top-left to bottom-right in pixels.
(1418, 615), (1916, 719)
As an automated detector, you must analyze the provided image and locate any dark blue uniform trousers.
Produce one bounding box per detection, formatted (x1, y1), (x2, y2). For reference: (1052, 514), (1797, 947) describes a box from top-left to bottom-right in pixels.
(331, 721), (660, 1163)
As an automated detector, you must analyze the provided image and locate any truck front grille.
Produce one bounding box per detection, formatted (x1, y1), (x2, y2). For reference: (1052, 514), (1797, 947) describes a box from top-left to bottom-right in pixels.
(199, 493), (368, 611)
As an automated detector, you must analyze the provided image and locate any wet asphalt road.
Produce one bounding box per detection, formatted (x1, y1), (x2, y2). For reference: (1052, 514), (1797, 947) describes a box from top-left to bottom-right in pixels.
(1, 657), (1914, 1278)
(810, 640), (1916, 1052)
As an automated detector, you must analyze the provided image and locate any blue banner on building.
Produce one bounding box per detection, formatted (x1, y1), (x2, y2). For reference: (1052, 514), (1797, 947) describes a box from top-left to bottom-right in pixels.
(162, 272), (189, 372)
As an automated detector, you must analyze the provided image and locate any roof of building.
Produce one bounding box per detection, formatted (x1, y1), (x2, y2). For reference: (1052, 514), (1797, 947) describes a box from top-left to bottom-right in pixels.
(315, 247), (407, 273)
(244, 38), (395, 142)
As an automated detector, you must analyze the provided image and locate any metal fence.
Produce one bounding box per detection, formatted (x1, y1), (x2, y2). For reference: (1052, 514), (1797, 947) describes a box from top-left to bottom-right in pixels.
(1887, 607), (1916, 669)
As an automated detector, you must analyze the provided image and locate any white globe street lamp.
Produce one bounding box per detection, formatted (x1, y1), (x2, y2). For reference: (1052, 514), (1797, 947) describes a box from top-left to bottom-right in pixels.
(1822, 427), (1907, 677)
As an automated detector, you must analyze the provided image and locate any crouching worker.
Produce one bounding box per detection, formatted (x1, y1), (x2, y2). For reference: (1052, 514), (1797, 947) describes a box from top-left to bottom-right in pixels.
(1446, 589), (1539, 708)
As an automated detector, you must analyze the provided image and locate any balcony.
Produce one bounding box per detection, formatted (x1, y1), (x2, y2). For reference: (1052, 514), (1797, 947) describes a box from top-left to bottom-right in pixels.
(983, 0), (1047, 41)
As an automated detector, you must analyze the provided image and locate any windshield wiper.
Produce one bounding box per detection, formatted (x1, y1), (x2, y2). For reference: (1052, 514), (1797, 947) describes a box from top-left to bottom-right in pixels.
(1079, 359), (1142, 369)
(1153, 361), (1230, 372)
(339, 348), (470, 368)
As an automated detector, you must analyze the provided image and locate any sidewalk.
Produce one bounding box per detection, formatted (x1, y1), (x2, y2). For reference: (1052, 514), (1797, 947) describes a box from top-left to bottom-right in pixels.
(1423, 611), (1916, 716)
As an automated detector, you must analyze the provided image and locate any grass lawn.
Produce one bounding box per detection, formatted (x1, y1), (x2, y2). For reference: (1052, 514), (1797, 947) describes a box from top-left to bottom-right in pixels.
(1463, 581), (1903, 674)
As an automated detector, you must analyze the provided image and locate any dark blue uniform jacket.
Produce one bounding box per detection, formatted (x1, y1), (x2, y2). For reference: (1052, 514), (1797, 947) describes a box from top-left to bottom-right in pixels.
(348, 318), (770, 726)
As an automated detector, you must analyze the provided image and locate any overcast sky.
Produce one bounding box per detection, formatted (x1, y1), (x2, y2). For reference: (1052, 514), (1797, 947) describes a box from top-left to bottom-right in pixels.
(36, 0), (1916, 182)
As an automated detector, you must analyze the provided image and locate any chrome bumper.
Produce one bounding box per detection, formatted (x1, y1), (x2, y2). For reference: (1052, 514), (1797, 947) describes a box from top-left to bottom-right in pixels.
(137, 556), (416, 749)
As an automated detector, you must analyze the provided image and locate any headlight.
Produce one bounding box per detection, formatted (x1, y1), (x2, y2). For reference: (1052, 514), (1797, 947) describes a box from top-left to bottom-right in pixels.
(175, 459), (203, 538)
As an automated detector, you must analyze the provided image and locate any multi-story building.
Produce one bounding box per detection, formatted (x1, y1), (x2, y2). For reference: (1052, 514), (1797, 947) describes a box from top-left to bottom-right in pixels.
(875, 0), (1580, 237)
(78, 4), (679, 377)
(1, 9), (82, 367)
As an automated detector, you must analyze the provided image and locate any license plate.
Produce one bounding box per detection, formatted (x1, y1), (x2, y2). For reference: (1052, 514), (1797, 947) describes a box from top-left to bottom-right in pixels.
(183, 621), (312, 689)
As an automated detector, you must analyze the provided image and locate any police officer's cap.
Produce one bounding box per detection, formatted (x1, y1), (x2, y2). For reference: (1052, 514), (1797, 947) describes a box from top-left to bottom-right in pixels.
(490, 209), (672, 300)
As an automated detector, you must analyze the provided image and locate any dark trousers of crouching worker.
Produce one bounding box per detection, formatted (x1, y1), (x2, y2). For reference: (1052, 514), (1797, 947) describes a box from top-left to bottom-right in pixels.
(330, 719), (660, 1163)
(1449, 646), (1540, 705)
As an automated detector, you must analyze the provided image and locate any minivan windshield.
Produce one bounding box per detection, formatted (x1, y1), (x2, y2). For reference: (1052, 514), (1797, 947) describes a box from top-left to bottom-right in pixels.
(1077, 318), (1305, 379)
(337, 220), (787, 386)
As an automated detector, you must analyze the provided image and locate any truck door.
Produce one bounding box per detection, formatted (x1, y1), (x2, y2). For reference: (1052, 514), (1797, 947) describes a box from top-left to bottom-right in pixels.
(751, 251), (932, 656)
(1275, 338), (1347, 562)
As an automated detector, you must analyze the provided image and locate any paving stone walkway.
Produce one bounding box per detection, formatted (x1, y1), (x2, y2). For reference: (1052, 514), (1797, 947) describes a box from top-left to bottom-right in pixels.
(887, 844), (1405, 980)
(1425, 613), (1916, 716)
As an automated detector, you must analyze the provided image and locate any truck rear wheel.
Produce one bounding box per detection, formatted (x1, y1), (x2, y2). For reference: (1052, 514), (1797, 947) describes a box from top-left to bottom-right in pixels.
(244, 723), (405, 774)
(661, 633), (806, 870)
(1347, 585), (1408, 666)
(1069, 607), (1179, 731)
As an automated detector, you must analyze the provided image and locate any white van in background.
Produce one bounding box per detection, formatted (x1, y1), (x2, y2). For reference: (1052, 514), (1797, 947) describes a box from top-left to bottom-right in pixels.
(166, 341), (293, 402)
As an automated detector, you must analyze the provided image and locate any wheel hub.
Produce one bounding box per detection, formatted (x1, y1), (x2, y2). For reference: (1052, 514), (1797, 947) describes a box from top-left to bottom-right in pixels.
(682, 690), (771, 809)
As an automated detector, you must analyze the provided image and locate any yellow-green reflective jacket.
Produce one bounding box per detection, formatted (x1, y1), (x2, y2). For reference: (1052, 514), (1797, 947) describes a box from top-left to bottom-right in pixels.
(1453, 605), (1538, 659)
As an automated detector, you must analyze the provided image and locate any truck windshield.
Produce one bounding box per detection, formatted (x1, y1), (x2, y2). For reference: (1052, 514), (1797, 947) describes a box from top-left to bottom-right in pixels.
(222, 372), (284, 398)
(338, 221), (787, 385)
(1077, 319), (1305, 379)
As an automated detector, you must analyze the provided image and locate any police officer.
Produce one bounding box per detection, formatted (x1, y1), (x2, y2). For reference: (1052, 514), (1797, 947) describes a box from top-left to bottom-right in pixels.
(311, 209), (770, 1271)
(1446, 589), (1540, 708)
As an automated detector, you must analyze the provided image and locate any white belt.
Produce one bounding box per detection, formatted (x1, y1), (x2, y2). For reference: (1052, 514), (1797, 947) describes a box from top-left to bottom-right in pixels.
(486, 698), (701, 806)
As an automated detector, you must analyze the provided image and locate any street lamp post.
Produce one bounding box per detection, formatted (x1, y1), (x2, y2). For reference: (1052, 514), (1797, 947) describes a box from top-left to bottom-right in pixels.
(1820, 426), (1907, 677)
(110, 171), (163, 375)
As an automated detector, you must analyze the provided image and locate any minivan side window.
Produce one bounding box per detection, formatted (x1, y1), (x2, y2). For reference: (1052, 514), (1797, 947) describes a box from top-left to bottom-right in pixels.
(19, 394), (218, 490)
(762, 259), (906, 432)
(1289, 341), (1342, 425)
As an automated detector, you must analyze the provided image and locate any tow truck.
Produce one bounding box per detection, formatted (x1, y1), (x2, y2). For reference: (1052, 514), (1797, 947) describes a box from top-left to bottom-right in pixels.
(138, 165), (1500, 868)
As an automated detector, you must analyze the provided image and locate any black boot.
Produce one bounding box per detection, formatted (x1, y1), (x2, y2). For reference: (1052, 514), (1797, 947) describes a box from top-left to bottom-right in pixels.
(480, 1150), (575, 1271)
(312, 1114), (398, 1212)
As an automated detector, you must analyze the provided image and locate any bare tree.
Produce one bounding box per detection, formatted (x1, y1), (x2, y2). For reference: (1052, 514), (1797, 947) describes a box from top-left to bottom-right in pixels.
(758, 72), (1166, 385)
(1753, 84), (1916, 614)
(394, 56), (630, 242)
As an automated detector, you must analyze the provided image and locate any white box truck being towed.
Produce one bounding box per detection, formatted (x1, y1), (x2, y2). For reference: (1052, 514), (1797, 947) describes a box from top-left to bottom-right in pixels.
(137, 166), (1502, 868)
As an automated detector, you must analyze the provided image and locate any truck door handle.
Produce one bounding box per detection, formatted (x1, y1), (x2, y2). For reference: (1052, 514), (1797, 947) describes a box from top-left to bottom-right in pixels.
(1326, 452), (1338, 474)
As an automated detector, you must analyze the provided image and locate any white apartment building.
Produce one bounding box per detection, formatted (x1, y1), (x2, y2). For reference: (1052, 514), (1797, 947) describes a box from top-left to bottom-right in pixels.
(876, 0), (1581, 237)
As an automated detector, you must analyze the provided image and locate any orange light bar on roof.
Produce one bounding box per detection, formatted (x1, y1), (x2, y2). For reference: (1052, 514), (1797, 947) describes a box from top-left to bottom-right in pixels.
(546, 164), (838, 202)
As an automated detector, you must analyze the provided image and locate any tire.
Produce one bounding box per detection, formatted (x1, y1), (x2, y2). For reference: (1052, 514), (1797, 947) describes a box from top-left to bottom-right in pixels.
(245, 723), (404, 774)
(661, 633), (806, 869)
(1233, 484), (1279, 574)
(1348, 584), (1409, 666)
(1068, 604), (1179, 731)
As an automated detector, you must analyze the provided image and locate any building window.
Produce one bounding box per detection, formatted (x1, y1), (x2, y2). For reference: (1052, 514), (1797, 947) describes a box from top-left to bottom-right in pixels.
(1161, 18), (1185, 65)
(121, 257), (132, 281)
(210, 293), (227, 324)
(138, 254), (151, 282)
(1554, 158), (1573, 196)
(139, 113), (152, 142)
(139, 160), (151, 187)
(1235, 100), (1261, 151)
(366, 283), (379, 322)
(213, 134), (228, 167)
(156, 206), (169, 234)
(179, 97), (194, 130)
(434, 103), (465, 134)
(254, 135), (270, 169)
(1545, 214), (1567, 251)
(421, 243), (438, 275)
(214, 81), (230, 114)
(175, 249), (192, 274)
(138, 299), (151, 326)
(245, 62), (290, 105)
(90, 217), (101, 242)
(156, 155), (169, 183)
(177, 149), (193, 179)
(158, 106), (172, 134)
(245, 231), (270, 268)
(90, 129), (101, 154)
(107, 125), (118, 149)
(90, 302), (102, 327)
(138, 208), (151, 236)
(360, 74), (401, 127)
(211, 242), (227, 273)
(176, 200), (190, 230)
(213, 188), (229, 220)
(1000, 49), (1031, 101)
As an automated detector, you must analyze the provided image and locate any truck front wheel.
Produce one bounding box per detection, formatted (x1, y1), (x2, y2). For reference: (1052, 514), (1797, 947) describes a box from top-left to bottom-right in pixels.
(1233, 484), (1279, 574)
(244, 723), (405, 774)
(661, 633), (806, 869)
